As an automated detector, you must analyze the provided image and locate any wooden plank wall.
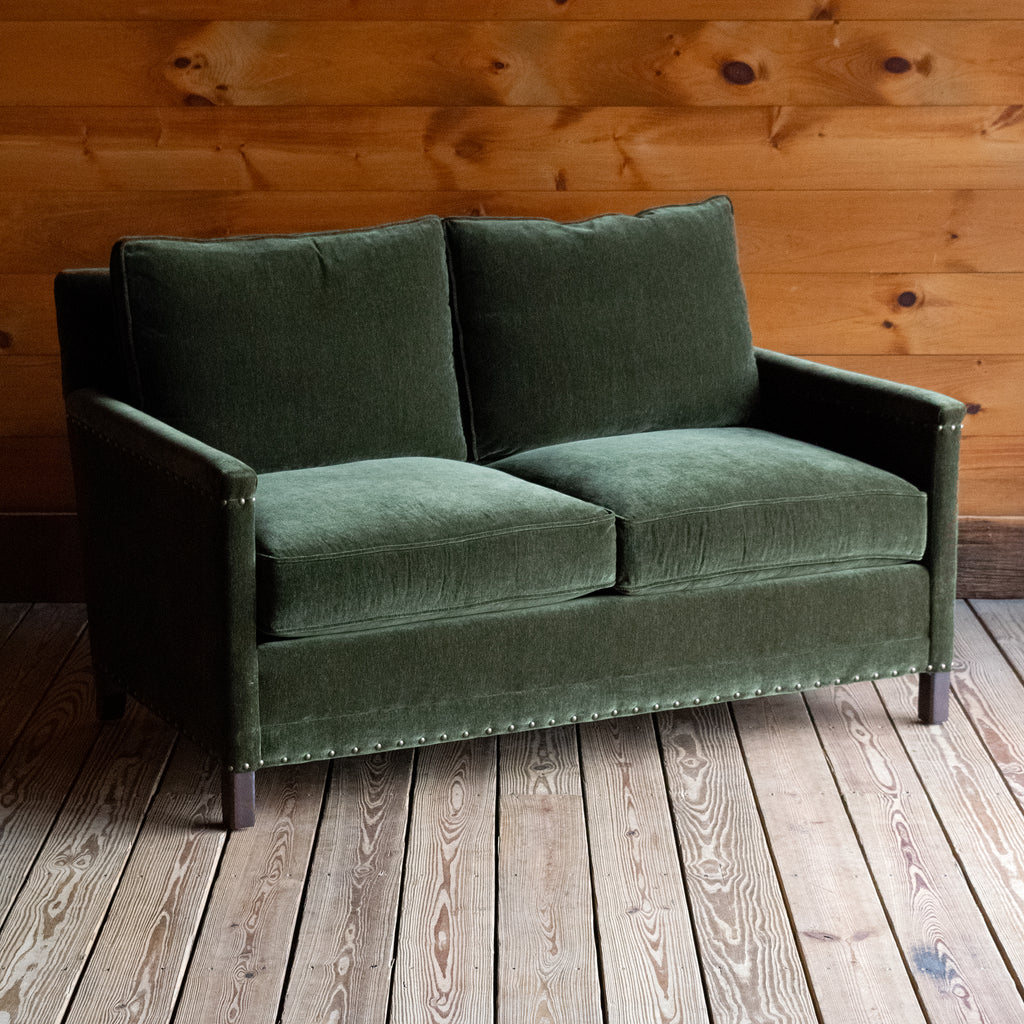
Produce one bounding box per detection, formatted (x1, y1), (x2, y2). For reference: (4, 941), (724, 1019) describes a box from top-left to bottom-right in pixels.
(1, 1), (1022, 522)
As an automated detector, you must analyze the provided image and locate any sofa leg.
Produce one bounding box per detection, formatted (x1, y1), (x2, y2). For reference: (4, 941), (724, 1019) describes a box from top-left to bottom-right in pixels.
(918, 671), (951, 725)
(222, 769), (256, 830)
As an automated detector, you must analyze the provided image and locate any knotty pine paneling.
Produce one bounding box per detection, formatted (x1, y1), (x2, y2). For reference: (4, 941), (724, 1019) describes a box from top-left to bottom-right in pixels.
(0, 8), (1022, 521)
(4, 107), (1024, 193)
(3, 22), (1024, 108)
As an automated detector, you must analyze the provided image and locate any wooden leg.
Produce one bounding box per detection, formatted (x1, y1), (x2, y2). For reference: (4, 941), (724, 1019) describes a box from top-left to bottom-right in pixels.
(222, 769), (256, 830)
(918, 671), (951, 725)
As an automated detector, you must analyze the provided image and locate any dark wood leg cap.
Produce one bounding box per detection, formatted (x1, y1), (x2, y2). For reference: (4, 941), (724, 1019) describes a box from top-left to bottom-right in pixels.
(918, 671), (951, 725)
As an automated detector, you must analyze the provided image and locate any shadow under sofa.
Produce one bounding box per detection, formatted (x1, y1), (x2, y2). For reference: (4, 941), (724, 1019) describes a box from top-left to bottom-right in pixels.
(54, 197), (965, 829)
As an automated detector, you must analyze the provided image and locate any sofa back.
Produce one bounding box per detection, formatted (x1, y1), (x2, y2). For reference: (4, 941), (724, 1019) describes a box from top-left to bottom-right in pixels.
(103, 216), (466, 473)
(445, 196), (759, 462)
(56, 199), (760, 472)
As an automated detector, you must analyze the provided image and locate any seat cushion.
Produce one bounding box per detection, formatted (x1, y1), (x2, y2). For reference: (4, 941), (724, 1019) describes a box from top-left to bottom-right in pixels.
(254, 457), (616, 638)
(491, 428), (928, 595)
(110, 217), (466, 473)
(444, 196), (759, 462)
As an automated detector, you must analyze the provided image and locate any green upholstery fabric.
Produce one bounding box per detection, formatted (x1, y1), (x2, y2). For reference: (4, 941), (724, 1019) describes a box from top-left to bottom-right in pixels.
(65, 389), (260, 769)
(444, 197), (759, 461)
(493, 428), (927, 594)
(254, 457), (616, 637)
(111, 217), (465, 473)
(257, 565), (930, 762)
(754, 349), (966, 666)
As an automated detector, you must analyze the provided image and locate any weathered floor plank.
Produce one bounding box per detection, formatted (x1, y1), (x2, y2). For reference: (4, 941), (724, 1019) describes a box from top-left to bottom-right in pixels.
(734, 693), (929, 1024)
(497, 727), (602, 1024)
(280, 751), (414, 1024)
(580, 715), (709, 1024)
(808, 678), (1024, 1024)
(172, 762), (327, 1024)
(62, 738), (225, 1024)
(1, 602), (1024, 1024)
(0, 700), (176, 1024)
(0, 635), (100, 924)
(880, 664), (1024, 994)
(0, 602), (85, 763)
(392, 738), (497, 1024)
(659, 704), (818, 1024)
(949, 601), (1024, 805)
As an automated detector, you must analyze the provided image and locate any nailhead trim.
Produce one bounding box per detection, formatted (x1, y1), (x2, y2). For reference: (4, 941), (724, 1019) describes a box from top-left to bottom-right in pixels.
(264, 665), (931, 762)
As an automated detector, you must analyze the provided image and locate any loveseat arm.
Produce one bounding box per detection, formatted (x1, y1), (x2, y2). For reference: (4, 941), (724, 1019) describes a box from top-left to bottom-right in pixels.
(753, 348), (966, 667)
(65, 389), (261, 770)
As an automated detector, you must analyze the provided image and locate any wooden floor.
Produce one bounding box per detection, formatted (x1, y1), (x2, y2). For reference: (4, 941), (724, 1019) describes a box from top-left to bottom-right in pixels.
(2, 602), (1024, 1023)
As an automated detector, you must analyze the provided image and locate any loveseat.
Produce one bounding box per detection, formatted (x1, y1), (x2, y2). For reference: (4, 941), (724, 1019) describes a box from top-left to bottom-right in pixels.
(54, 197), (965, 829)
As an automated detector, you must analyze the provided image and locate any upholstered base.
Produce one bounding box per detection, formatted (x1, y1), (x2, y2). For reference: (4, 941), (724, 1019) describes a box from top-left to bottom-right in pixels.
(253, 563), (931, 768)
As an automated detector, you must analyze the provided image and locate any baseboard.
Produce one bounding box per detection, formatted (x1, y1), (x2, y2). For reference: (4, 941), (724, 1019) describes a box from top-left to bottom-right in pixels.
(2, 512), (1022, 603)
(957, 516), (1024, 599)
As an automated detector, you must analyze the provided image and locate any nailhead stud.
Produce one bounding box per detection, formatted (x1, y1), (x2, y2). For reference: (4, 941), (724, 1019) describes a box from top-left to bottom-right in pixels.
(241, 762), (249, 770)
(713, 695), (721, 702)
(632, 706), (640, 713)
(418, 736), (426, 744)
(693, 697), (701, 704)
(734, 691), (742, 698)
(327, 750), (335, 757)
(652, 703), (660, 710)
(755, 689), (763, 696)
(591, 713), (600, 720)
(508, 724), (516, 732)
(440, 733), (448, 741)
(352, 746), (360, 754)
(548, 719), (556, 726)
(281, 756), (289, 763)
(374, 743), (382, 751)
(569, 715), (578, 723)
(673, 700), (681, 707)
(528, 720), (536, 728)
(397, 739), (405, 747)
(774, 685), (782, 692)
(303, 753), (311, 760)
(461, 731), (469, 738)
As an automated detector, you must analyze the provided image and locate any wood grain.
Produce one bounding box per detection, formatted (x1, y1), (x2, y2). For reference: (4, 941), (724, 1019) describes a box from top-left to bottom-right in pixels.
(732, 694), (929, 1024)
(0, 635), (98, 922)
(393, 739), (497, 1024)
(807, 679), (1024, 1023)
(959, 518), (1024, 594)
(950, 602), (1024, 802)
(880, 673), (1024, 992)
(746, 272), (1024, 357)
(3, 2), (1022, 20)
(658, 705), (818, 1024)
(497, 727), (602, 1024)
(579, 716), (709, 1024)
(281, 752), (414, 1024)
(0, 602), (85, 761)
(62, 739), (226, 1024)
(6, 106), (1024, 194)
(10, 189), (1024, 276)
(0, 701), (176, 1024)
(173, 762), (327, 1024)
(3, 22), (1024, 107)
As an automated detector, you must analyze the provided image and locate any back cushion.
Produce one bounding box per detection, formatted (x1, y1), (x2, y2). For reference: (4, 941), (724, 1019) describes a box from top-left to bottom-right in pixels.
(445, 197), (759, 462)
(111, 217), (466, 473)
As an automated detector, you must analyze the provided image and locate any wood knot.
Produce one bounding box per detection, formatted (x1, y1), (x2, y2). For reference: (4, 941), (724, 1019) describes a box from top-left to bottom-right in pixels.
(897, 290), (918, 307)
(0, 330), (12, 349)
(722, 61), (756, 85)
(884, 56), (913, 74)
(184, 93), (215, 106)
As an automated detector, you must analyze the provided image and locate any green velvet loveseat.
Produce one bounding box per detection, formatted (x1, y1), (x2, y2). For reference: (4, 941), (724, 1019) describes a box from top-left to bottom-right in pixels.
(54, 197), (965, 829)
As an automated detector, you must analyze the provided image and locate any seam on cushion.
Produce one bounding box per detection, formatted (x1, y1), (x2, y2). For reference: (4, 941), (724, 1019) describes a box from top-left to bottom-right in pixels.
(618, 553), (919, 594)
(256, 511), (614, 563)
(620, 489), (925, 526)
(261, 579), (616, 637)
